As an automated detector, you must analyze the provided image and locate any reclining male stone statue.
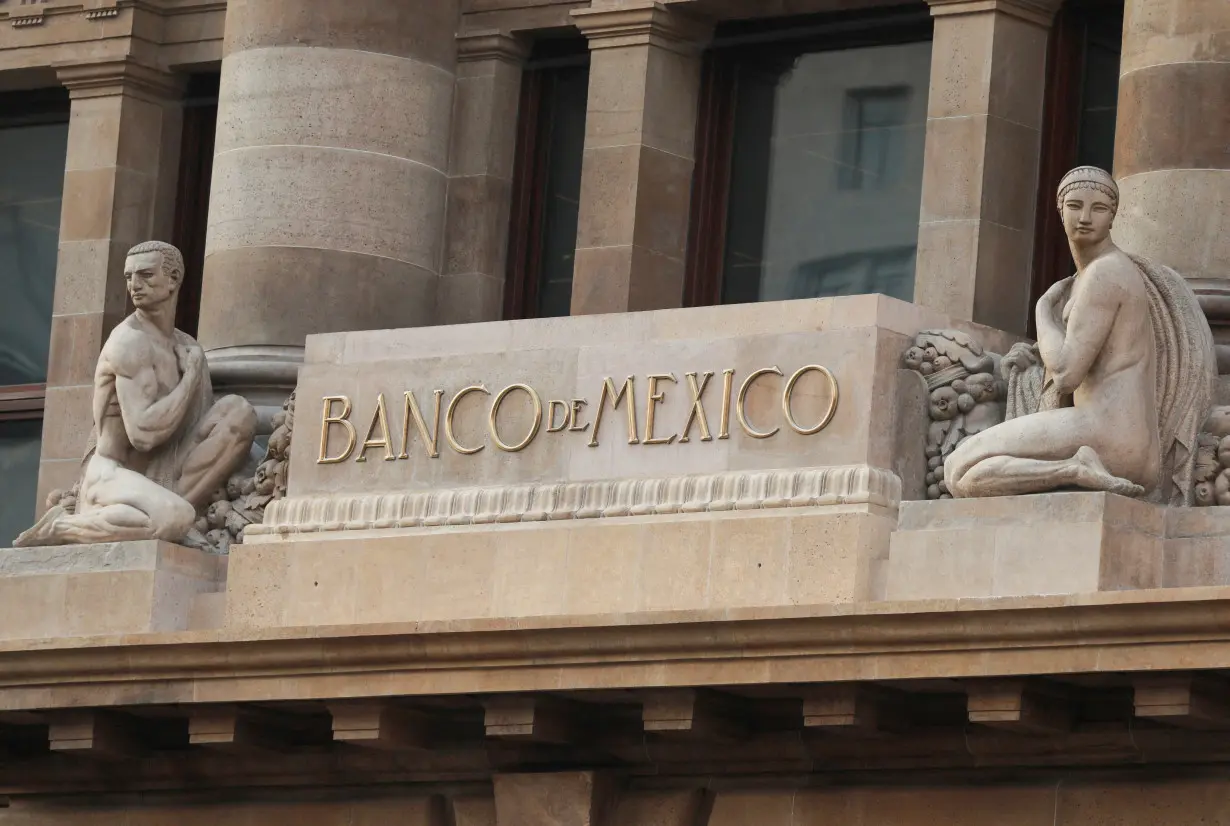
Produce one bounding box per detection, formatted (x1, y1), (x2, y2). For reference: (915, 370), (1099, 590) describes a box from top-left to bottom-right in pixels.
(14, 242), (257, 547)
(943, 167), (1216, 506)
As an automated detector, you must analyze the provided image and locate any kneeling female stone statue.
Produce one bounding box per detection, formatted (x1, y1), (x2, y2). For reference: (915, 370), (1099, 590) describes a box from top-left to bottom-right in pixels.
(943, 167), (1216, 506)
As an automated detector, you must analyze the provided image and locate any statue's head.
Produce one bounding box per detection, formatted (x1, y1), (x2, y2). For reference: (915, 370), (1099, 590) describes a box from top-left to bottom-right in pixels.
(124, 241), (185, 312)
(1057, 166), (1118, 246)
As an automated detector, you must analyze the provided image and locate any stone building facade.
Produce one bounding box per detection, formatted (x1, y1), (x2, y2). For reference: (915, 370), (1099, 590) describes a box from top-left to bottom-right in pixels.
(1, 0), (1229, 823)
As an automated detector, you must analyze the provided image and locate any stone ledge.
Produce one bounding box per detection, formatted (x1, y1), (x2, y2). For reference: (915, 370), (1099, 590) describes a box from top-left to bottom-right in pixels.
(889, 493), (1230, 600)
(250, 465), (901, 538)
(0, 541), (226, 641)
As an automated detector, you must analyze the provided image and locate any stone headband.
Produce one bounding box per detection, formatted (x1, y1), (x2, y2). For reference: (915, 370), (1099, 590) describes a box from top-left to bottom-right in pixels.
(1056, 166), (1119, 212)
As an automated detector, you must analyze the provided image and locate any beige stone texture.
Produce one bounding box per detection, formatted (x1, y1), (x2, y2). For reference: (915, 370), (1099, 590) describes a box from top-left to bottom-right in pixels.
(611, 791), (707, 826)
(493, 772), (614, 826)
(887, 493), (1166, 600)
(0, 541), (224, 640)
(198, 0), (462, 382)
(569, 5), (708, 315)
(913, 3), (1051, 335)
(228, 506), (892, 628)
(290, 296), (1010, 500)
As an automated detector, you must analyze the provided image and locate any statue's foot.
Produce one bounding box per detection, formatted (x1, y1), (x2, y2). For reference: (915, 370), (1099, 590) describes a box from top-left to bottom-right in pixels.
(12, 506), (70, 548)
(1073, 446), (1146, 498)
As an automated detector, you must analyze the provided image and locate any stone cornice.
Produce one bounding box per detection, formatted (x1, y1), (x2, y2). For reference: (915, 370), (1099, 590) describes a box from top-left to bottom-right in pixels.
(2, 590), (1230, 709)
(927, 0), (1062, 27)
(456, 29), (531, 65)
(571, 2), (713, 54)
(54, 56), (183, 101)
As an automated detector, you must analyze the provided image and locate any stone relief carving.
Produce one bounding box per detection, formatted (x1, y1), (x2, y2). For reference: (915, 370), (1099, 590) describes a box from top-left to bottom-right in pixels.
(904, 167), (1217, 506)
(14, 242), (258, 549)
(193, 392), (296, 553)
(902, 331), (1007, 500)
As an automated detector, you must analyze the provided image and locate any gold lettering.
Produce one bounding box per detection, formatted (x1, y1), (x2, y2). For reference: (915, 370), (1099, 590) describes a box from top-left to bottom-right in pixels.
(546, 400), (570, 433)
(569, 399), (590, 432)
(643, 373), (678, 446)
(317, 395), (357, 464)
(737, 366), (783, 439)
(782, 365), (840, 435)
(356, 393), (396, 463)
(588, 376), (639, 448)
(445, 385), (490, 455)
(399, 389), (444, 459)
(719, 369), (735, 440)
(679, 371), (714, 444)
(489, 384), (544, 453)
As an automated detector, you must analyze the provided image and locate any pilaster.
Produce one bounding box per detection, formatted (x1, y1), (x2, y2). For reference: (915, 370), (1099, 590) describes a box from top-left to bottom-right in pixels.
(913, 0), (1060, 335)
(437, 30), (530, 325)
(569, 3), (712, 315)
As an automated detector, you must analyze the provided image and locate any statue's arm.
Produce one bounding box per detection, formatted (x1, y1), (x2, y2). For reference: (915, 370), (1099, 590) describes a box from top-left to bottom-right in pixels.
(1036, 274), (1120, 395)
(110, 340), (203, 453)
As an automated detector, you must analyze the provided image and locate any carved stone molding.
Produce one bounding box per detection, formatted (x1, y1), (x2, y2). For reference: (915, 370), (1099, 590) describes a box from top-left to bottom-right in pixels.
(54, 57), (183, 102)
(249, 465), (901, 537)
(926, 0), (1062, 27)
(456, 29), (530, 65)
(571, 2), (713, 54)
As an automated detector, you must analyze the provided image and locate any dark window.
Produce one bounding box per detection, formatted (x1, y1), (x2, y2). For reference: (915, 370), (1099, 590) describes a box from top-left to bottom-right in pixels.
(171, 72), (220, 338)
(505, 40), (590, 320)
(686, 10), (933, 307)
(1031, 0), (1124, 325)
(0, 87), (69, 542)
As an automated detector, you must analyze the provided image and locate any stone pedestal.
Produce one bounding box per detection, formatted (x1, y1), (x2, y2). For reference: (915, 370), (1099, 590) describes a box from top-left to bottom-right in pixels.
(0, 541), (225, 640)
(887, 493), (1165, 600)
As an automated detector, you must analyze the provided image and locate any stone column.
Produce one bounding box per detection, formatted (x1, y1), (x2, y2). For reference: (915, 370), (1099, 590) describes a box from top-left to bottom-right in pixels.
(1114, 0), (1230, 365)
(569, 3), (711, 315)
(914, 0), (1058, 335)
(437, 31), (529, 325)
(37, 59), (184, 510)
(198, 0), (462, 423)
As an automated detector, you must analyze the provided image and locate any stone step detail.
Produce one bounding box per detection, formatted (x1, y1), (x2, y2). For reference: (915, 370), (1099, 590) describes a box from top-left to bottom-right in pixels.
(250, 465), (901, 536)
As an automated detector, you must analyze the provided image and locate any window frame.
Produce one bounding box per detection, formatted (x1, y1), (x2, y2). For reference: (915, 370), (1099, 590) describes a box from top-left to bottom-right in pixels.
(683, 7), (934, 307)
(1029, 0), (1124, 335)
(0, 87), (71, 430)
(171, 72), (221, 338)
(503, 39), (591, 321)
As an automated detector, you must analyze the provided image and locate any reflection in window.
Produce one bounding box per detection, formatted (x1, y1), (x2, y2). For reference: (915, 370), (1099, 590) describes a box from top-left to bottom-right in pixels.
(0, 419), (42, 545)
(838, 87), (913, 191)
(705, 34), (932, 306)
(505, 43), (590, 320)
(0, 120), (68, 385)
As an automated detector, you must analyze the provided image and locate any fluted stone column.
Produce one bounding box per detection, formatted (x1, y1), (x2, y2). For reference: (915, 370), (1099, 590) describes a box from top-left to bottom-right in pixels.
(198, 1), (461, 421)
(1113, 0), (1230, 365)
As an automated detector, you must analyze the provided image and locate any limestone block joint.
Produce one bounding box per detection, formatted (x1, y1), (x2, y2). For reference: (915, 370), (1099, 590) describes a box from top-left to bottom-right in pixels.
(250, 465), (901, 536)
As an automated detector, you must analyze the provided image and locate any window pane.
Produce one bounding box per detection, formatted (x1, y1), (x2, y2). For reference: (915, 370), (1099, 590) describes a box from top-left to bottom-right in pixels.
(721, 41), (932, 304)
(535, 66), (590, 319)
(0, 121), (68, 385)
(0, 419), (43, 546)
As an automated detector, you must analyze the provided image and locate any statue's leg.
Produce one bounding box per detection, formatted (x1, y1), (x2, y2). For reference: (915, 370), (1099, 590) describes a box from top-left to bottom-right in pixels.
(952, 447), (1144, 498)
(176, 395), (258, 507)
(13, 457), (197, 547)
